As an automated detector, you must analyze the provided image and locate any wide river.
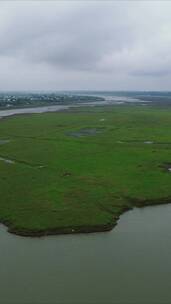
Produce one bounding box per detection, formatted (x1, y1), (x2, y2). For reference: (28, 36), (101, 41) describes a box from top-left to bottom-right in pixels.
(1, 203), (171, 304)
(0, 102), (112, 117)
(0, 96), (143, 118)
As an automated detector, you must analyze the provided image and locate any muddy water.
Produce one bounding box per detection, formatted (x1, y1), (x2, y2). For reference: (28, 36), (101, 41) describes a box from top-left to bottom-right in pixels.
(0, 101), (115, 118)
(0, 204), (171, 303)
(67, 128), (104, 137)
(0, 157), (14, 164)
(0, 105), (73, 117)
(0, 140), (10, 145)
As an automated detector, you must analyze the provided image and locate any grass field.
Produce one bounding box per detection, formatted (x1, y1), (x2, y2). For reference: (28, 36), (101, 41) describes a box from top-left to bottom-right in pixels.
(0, 105), (171, 236)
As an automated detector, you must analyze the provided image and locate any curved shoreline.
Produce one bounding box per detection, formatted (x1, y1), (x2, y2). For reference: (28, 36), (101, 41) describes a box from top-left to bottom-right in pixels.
(1, 198), (170, 237)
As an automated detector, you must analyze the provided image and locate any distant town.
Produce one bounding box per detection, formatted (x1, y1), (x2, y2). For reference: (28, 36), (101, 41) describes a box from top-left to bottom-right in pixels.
(0, 93), (104, 110)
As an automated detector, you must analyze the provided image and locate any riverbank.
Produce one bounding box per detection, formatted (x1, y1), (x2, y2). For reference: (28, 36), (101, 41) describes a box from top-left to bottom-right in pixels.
(1, 197), (170, 237)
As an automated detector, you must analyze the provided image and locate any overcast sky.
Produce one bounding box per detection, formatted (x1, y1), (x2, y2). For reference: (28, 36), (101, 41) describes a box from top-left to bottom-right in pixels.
(0, 1), (171, 91)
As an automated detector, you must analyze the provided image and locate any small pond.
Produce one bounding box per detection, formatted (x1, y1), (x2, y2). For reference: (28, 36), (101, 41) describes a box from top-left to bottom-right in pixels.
(66, 128), (104, 138)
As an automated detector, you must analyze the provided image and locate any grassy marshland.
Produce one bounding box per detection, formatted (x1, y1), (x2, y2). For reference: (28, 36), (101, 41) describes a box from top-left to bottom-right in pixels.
(0, 105), (171, 236)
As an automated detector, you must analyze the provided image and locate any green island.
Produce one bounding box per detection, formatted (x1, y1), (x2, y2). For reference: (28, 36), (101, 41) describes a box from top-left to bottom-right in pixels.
(0, 104), (171, 236)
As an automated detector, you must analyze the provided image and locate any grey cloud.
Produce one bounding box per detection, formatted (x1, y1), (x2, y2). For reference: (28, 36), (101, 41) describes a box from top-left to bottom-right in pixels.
(0, 3), (138, 70)
(131, 70), (171, 77)
(0, 1), (171, 90)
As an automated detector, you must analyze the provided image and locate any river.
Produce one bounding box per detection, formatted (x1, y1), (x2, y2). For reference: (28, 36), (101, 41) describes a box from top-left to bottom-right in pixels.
(0, 102), (114, 118)
(0, 96), (145, 118)
(1, 203), (171, 303)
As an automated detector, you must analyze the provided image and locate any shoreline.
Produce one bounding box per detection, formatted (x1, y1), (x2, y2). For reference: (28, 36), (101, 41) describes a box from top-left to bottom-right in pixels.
(1, 198), (171, 237)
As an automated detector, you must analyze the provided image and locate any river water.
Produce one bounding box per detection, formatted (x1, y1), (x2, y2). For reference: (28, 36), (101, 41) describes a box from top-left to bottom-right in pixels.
(0, 102), (114, 118)
(1, 204), (171, 304)
(0, 96), (143, 118)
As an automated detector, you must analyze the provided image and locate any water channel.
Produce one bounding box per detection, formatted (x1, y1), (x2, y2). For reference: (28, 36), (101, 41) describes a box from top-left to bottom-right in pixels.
(1, 204), (171, 303)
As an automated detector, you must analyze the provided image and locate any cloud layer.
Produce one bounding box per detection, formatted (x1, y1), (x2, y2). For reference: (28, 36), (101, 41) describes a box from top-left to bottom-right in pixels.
(0, 1), (171, 90)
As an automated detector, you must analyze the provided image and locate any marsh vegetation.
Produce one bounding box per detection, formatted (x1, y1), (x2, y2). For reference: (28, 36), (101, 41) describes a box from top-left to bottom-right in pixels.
(0, 105), (171, 235)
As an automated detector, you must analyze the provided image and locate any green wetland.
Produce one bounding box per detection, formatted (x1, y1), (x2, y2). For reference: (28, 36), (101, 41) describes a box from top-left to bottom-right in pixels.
(1, 104), (171, 303)
(1, 105), (171, 235)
